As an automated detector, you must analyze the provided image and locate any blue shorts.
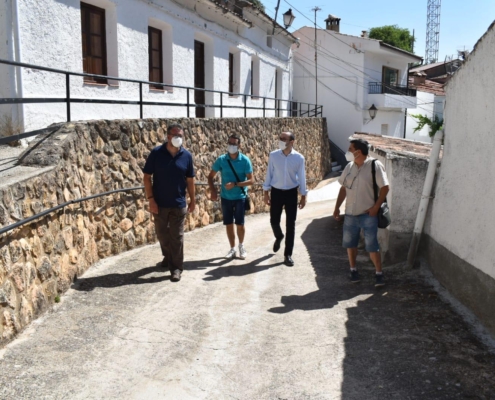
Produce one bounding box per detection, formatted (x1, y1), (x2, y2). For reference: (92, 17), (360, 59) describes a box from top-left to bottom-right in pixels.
(343, 214), (380, 252)
(221, 198), (246, 225)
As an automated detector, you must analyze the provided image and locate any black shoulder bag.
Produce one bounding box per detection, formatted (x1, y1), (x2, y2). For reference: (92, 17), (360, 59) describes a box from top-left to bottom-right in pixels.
(372, 159), (391, 229)
(226, 158), (251, 211)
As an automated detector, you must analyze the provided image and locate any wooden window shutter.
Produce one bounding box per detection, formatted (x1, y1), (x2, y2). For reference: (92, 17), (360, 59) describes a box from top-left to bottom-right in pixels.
(148, 27), (163, 89)
(81, 2), (107, 83)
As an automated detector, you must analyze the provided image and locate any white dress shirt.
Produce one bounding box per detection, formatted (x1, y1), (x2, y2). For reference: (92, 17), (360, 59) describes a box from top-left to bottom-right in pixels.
(263, 149), (307, 195)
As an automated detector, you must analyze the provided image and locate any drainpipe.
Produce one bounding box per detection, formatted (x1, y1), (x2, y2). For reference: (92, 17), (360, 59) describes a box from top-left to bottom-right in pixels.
(406, 128), (444, 268)
(11, 0), (25, 132)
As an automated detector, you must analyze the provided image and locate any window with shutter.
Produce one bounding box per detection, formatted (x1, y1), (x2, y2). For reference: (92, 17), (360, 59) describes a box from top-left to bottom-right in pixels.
(81, 2), (107, 83)
(148, 27), (163, 89)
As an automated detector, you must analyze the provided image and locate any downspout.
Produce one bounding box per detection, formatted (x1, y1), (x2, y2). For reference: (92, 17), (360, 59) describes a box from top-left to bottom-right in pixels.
(11, 0), (24, 132)
(406, 127), (444, 268)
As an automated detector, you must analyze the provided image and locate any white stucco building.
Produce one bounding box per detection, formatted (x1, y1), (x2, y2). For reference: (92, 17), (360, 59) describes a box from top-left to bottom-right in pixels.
(292, 16), (423, 165)
(0, 0), (298, 132)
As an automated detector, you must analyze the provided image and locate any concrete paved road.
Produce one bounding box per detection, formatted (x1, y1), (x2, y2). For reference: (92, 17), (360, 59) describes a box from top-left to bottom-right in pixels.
(1, 189), (495, 399)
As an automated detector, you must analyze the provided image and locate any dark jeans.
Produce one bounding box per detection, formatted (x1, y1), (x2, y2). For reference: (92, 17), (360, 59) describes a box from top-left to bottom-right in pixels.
(269, 187), (298, 256)
(153, 207), (187, 272)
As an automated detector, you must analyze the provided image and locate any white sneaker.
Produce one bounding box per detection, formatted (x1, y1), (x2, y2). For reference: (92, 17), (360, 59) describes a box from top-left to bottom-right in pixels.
(238, 244), (247, 260)
(225, 248), (236, 260)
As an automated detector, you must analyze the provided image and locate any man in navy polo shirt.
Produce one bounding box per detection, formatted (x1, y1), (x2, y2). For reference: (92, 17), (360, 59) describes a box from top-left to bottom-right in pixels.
(208, 134), (253, 260)
(143, 123), (196, 282)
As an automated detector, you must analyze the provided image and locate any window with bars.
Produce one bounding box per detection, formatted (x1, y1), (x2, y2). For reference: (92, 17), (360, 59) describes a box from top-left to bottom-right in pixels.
(81, 2), (107, 83)
(148, 27), (163, 89)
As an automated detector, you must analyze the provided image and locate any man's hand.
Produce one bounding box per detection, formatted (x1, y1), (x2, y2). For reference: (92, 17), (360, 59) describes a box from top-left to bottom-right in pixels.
(264, 192), (271, 206)
(333, 208), (341, 221)
(188, 200), (196, 213)
(298, 196), (306, 209)
(366, 205), (380, 217)
(225, 182), (235, 191)
(210, 188), (218, 201)
(149, 198), (158, 215)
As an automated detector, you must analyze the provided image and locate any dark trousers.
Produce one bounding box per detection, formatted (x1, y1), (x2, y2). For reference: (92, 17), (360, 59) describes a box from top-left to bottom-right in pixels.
(153, 207), (187, 272)
(269, 187), (298, 256)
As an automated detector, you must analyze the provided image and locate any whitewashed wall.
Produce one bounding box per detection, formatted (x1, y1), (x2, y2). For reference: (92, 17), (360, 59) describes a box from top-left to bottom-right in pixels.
(425, 25), (495, 281)
(293, 27), (418, 154)
(2, 0), (293, 132)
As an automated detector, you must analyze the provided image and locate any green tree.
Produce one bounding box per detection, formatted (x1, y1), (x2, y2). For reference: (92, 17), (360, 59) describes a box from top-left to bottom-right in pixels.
(369, 25), (415, 53)
(249, 0), (265, 12)
(410, 114), (443, 138)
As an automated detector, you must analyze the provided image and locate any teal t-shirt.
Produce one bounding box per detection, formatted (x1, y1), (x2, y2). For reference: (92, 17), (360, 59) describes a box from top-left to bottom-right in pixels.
(212, 153), (253, 200)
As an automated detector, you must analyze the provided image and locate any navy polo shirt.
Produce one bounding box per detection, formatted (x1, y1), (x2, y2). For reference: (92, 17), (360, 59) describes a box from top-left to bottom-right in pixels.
(143, 145), (195, 208)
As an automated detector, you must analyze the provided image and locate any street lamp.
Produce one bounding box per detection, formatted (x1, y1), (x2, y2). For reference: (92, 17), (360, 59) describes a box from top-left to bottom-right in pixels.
(283, 8), (296, 29)
(369, 104), (378, 120)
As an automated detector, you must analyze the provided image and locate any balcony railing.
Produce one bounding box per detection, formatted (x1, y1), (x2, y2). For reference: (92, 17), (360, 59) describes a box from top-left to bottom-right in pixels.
(0, 58), (322, 123)
(369, 82), (417, 97)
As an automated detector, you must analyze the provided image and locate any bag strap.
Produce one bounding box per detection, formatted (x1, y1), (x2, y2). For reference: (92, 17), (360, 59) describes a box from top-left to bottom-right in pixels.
(226, 157), (247, 196)
(371, 159), (378, 202)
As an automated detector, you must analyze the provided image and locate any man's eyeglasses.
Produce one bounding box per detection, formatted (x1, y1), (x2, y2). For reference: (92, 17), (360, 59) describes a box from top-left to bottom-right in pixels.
(279, 137), (290, 142)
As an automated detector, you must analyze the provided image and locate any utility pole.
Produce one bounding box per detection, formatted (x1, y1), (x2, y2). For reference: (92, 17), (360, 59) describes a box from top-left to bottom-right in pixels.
(272, 0), (281, 36)
(312, 7), (321, 109)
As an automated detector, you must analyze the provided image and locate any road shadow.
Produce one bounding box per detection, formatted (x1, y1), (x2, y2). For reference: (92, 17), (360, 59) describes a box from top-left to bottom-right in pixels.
(276, 215), (495, 398)
(268, 215), (374, 314)
(72, 263), (169, 291)
(183, 257), (233, 271)
(203, 254), (284, 281)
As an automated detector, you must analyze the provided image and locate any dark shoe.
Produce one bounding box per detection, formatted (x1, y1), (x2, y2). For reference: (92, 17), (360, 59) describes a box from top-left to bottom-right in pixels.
(284, 256), (294, 266)
(171, 269), (182, 282)
(273, 236), (284, 253)
(375, 273), (385, 287)
(350, 270), (360, 283)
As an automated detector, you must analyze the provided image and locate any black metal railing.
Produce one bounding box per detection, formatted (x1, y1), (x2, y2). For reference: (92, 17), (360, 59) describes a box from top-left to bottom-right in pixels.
(0, 59), (322, 122)
(369, 82), (417, 97)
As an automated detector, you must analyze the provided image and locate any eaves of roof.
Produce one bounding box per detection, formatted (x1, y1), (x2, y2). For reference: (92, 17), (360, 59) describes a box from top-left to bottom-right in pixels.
(207, 0), (253, 27)
(243, 4), (299, 43)
(379, 42), (423, 61)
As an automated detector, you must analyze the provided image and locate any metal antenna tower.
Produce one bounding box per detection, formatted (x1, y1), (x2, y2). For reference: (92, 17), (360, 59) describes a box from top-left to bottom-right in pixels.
(425, 0), (441, 64)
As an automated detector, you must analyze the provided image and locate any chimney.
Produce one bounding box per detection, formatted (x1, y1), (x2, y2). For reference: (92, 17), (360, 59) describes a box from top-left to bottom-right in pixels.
(361, 30), (368, 38)
(324, 14), (341, 33)
(412, 72), (426, 85)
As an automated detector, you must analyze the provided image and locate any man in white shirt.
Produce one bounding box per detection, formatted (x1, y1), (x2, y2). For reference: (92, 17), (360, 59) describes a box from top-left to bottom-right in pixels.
(333, 139), (389, 287)
(263, 131), (307, 266)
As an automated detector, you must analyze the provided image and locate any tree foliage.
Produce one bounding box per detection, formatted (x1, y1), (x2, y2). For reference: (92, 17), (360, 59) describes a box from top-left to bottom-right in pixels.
(369, 25), (415, 53)
(249, 0), (265, 12)
(410, 114), (443, 137)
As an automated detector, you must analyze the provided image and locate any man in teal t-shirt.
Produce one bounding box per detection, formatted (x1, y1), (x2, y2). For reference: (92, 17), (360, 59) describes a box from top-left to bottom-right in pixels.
(208, 134), (254, 260)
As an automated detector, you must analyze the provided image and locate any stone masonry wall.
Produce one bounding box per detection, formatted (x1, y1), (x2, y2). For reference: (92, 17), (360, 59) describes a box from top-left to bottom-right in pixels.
(0, 117), (330, 346)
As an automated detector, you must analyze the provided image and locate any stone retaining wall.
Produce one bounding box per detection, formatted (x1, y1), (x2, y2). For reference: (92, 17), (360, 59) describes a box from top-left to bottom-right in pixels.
(0, 117), (330, 346)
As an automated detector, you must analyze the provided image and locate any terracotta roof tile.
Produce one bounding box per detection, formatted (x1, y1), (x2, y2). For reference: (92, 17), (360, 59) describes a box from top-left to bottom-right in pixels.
(408, 78), (445, 96)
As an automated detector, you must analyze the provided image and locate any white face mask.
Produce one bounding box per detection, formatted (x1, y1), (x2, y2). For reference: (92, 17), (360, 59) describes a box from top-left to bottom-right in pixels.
(345, 151), (355, 162)
(227, 145), (238, 154)
(171, 136), (183, 148)
(279, 140), (287, 150)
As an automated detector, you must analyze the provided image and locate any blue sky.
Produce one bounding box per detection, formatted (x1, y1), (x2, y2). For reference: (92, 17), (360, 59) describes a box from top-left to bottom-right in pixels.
(262, 0), (495, 61)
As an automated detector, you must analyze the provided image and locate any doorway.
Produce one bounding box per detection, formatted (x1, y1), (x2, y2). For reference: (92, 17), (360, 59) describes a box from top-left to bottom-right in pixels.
(194, 40), (205, 118)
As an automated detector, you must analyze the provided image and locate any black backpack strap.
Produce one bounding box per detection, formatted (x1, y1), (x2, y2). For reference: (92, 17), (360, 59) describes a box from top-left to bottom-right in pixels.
(371, 159), (378, 202)
(227, 157), (247, 196)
